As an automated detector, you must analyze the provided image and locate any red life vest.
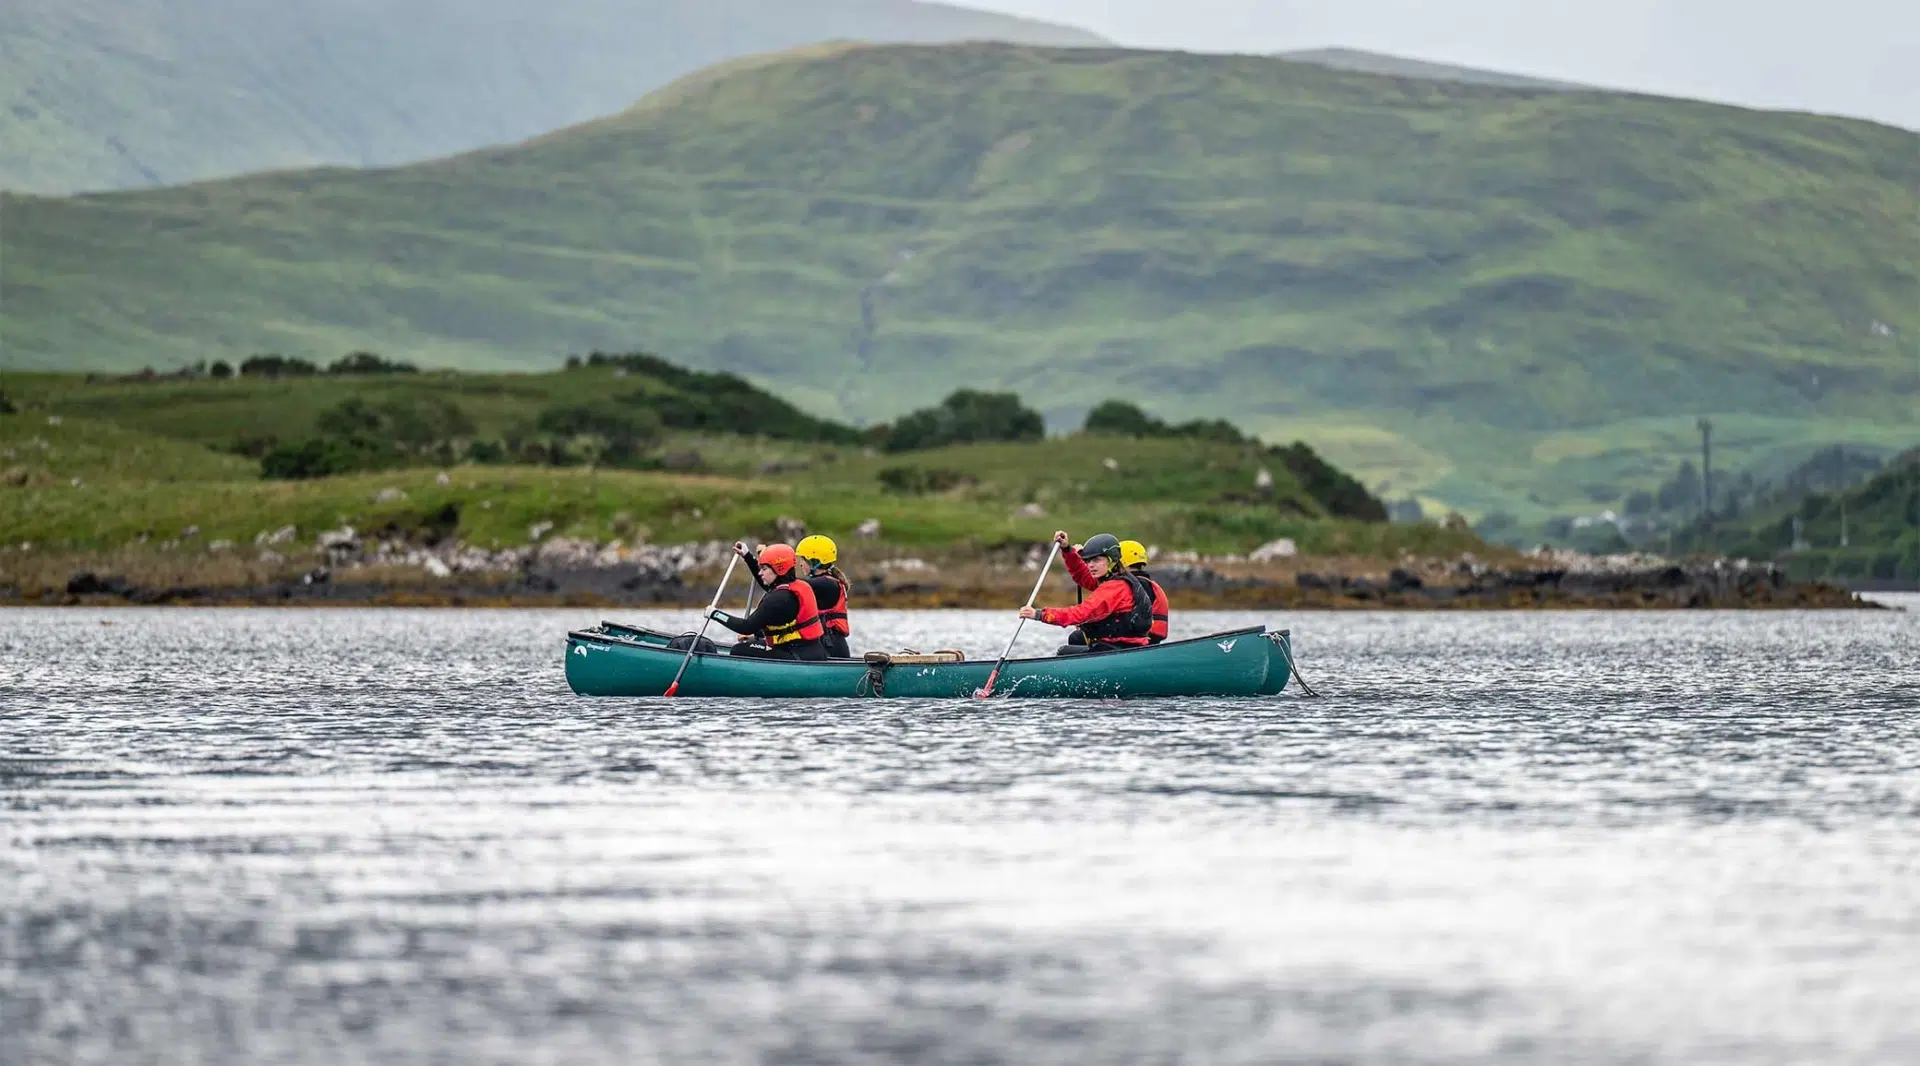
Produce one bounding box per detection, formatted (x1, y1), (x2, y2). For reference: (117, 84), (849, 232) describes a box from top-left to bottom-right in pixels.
(812, 573), (851, 636)
(1140, 574), (1170, 643)
(766, 579), (825, 645)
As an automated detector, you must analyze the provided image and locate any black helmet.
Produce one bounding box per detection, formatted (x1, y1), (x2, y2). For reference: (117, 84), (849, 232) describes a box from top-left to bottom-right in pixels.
(1078, 533), (1122, 564)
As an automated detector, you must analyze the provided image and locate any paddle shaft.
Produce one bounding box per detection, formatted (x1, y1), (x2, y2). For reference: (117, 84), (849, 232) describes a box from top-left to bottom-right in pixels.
(977, 540), (1062, 698)
(739, 544), (757, 614)
(664, 552), (739, 697)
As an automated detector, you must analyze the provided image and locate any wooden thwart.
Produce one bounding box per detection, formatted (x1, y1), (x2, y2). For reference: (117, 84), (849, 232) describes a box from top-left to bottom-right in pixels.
(863, 650), (966, 666)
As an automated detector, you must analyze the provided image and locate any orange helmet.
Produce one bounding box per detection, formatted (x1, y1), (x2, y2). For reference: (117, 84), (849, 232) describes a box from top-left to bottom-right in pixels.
(757, 543), (799, 576)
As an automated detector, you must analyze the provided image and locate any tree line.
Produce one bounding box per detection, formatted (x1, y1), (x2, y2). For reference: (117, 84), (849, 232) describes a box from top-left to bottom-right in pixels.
(107, 351), (422, 381)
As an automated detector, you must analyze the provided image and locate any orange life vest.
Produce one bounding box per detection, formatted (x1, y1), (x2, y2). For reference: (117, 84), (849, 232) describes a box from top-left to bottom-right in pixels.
(766, 578), (825, 645)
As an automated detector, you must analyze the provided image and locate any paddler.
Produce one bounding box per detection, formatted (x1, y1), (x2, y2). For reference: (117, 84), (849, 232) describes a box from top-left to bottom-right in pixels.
(1019, 531), (1155, 654)
(707, 543), (829, 660)
(795, 534), (853, 658)
(1056, 533), (1172, 645)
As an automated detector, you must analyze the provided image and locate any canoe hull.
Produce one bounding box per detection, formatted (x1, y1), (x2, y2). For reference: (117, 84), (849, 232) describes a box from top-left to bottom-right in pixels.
(565, 625), (1280, 699)
(1261, 628), (1294, 695)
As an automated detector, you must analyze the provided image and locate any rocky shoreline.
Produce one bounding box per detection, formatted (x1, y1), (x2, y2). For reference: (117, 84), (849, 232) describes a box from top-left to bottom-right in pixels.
(11, 538), (1878, 609)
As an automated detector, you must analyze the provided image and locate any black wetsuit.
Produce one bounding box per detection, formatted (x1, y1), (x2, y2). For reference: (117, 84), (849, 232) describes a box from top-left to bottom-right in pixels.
(746, 559), (852, 658)
(711, 580), (828, 661)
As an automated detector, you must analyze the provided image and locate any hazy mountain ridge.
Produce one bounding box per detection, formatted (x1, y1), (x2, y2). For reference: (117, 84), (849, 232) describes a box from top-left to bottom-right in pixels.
(0, 0), (1103, 194)
(1277, 48), (1582, 91)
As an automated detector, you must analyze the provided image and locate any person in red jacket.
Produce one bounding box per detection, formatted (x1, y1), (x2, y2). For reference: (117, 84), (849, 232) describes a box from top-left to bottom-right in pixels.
(1019, 531), (1154, 654)
(1057, 533), (1172, 644)
(709, 544), (829, 660)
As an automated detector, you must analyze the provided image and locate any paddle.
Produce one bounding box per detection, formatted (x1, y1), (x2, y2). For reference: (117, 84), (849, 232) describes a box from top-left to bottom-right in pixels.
(975, 539), (1061, 699)
(740, 545), (758, 616)
(663, 551), (740, 698)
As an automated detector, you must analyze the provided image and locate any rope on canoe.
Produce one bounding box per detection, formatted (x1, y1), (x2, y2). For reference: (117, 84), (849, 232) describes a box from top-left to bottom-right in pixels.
(1275, 634), (1323, 698)
(856, 650), (968, 697)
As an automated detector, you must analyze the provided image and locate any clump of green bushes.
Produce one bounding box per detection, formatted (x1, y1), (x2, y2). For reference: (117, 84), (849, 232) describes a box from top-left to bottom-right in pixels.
(877, 390), (1044, 452)
(1082, 399), (1385, 521)
(567, 351), (859, 444)
(261, 396), (475, 478)
(328, 351), (418, 375)
(233, 350), (418, 379)
(239, 354), (319, 378)
(1082, 399), (1248, 444)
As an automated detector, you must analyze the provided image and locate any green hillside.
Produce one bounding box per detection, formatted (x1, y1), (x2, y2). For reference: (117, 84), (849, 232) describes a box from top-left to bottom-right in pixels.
(0, 0), (1101, 194)
(4, 43), (1916, 522)
(0, 364), (1451, 563)
(1681, 450), (1920, 581)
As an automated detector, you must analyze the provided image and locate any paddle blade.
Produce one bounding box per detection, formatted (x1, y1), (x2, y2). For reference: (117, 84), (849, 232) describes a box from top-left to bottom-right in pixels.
(974, 670), (1000, 699)
(663, 681), (680, 698)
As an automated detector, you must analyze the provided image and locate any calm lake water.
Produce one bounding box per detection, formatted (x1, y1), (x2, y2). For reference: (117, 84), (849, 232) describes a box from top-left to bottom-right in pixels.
(3, 603), (1918, 1066)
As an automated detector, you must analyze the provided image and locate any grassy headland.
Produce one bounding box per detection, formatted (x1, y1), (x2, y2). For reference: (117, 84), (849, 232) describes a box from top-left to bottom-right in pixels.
(2, 361), (1504, 604)
(2, 363), (1877, 608)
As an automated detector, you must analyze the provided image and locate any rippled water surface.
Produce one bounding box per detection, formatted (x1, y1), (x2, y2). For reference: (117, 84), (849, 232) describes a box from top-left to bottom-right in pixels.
(4, 603), (1919, 1065)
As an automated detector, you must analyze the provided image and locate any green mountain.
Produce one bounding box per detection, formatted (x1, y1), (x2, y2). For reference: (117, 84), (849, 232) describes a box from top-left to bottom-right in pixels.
(3, 43), (1916, 521)
(1276, 48), (1581, 91)
(0, 0), (1102, 194)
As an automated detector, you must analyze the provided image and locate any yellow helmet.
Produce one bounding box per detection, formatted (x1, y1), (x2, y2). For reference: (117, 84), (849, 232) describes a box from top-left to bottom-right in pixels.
(796, 534), (838, 566)
(1119, 539), (1148, 568)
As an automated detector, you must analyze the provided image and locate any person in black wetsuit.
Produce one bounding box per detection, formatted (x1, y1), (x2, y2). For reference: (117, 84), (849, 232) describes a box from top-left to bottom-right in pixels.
(736, 536), (854, 658)
(707, 543), (829, 660)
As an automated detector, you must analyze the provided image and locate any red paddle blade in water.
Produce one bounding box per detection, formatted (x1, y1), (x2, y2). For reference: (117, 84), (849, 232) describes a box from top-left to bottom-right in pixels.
(975, 671), (1000, 699)
(663, 681), (680, 698)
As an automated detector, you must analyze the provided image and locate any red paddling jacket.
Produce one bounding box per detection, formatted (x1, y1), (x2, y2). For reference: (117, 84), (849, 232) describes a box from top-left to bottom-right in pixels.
(1063, 552), (1169, 643)
(1036, 569), (1154, 647)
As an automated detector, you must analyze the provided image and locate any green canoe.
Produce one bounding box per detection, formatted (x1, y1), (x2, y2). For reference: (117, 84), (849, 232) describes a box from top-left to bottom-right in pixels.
(564, 622), (1294, 699)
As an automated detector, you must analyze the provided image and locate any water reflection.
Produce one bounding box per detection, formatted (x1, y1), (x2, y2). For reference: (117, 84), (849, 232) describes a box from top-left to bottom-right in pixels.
(2, 605), (1917, 1065)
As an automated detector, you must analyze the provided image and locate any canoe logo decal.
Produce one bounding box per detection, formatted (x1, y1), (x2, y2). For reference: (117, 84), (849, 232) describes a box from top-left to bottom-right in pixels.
(1217, 639), (1237, 653)
(573, 645), (587, 656)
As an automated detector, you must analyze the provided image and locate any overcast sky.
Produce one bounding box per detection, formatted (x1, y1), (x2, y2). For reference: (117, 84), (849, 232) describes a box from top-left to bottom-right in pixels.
(964, 0), (1918, 130)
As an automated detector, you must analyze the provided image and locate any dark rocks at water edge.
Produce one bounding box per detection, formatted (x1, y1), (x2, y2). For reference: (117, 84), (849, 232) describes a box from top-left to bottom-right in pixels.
(1187, 555), (1871, 609)
(48, 564), (698, 607)
(10, 528), (1873, 608)
(33, 553), (1875, 609)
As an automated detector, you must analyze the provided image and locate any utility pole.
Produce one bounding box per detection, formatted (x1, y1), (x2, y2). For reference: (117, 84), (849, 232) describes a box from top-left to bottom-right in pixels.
(1697, 417), (1713, 530)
